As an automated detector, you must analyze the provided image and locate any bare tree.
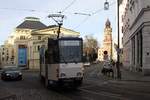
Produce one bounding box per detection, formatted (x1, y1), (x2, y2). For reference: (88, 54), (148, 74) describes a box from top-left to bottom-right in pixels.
(83, 35), (98, 62)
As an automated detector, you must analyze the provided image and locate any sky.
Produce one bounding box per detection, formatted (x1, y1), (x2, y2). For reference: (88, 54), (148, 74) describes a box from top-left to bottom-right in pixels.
(0, 0), (117, 46)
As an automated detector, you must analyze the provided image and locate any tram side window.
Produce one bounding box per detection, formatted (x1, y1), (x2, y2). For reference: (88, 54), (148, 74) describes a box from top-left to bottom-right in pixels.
(45, 49), (53, 64)
(53, 46), (59, 63)
(45, 45), (59, 64)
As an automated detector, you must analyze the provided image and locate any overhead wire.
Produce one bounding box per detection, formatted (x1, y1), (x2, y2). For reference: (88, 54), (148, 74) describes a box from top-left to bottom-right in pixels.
(0, 0), (116, 15)
(74, 1), (116, 30)
(0, 7), (54, 13)
(60, 0), (77, 13)
(0, 1), (116, 30)
(74, 16), (90, 29)
(91, 1), (116, 16)
(0, 1), (77, 20)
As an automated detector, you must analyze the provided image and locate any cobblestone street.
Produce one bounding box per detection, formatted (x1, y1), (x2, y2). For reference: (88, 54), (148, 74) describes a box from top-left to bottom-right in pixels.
(1, 63), (150, 100)
(0, 71), (71, 100)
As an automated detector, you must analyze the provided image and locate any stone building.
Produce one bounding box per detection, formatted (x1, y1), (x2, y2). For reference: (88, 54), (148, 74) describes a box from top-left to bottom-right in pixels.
(0, 17), (80, 69)
(120, 0), (150, 75)
(14, 17), (47, 69)
(0, 41), (15, 68)
(28, 25), (79, 69)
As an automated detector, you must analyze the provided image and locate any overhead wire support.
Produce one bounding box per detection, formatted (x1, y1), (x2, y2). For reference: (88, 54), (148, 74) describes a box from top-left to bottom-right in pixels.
(74, 12), (91, 16)
(48, 14), (65, 39)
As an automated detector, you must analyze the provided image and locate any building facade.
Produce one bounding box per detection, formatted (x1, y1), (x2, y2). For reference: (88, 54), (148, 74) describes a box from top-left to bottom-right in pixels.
(13, 17), (47, 69)
(0, 17), (80, 69)
(121, 0), (150, 75)
(98, 19), (116, 61)
(0, 42), (15, 68)
(28, 25), (80, 69)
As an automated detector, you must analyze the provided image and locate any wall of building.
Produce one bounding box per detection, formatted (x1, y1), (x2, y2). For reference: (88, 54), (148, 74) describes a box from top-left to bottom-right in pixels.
(121, 0), (150, 74)
(142, 26), (150, 75)
(28, 27), (80, 69)
(0, 17), (80, 70)
(0, 43), (15, 68)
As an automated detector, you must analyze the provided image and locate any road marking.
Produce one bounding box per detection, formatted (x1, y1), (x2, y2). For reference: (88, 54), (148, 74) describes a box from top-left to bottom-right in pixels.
(79, 88), (130, 100)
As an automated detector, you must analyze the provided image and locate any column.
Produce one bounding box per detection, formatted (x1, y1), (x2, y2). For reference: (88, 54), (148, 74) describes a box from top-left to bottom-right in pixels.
(135, 34), (138, 71)
(142, 26), (150, 75)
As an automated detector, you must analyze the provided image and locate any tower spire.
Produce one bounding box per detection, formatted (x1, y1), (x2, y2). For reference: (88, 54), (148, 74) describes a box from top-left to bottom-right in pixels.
(105, 18), (111, 28)
(103, 19), (113, 60)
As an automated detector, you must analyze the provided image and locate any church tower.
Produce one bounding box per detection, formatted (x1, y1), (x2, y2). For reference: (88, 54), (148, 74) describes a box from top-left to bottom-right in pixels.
(98, 19), (113, 61)
(103, 19), (112, 60)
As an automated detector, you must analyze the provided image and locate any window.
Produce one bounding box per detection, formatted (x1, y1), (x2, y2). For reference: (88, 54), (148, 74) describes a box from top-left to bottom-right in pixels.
(34, 46), (36, 51)
(38, 36), (41, 40)
(59, 40), (82, 63)
(38, 45), (40, 51)
(6, 56), (9, 61)
(132, 1), (135, 9)
(2, 57), (4, 61)
(20, 36), (25, 40)
(130, 7), (133, 13)
(122, 26), (124, 33)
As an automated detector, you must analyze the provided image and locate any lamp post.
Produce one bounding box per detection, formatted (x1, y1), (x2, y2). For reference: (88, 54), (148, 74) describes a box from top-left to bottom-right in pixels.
(104, 0), (109, 10)
(48, 14), (65, 39)
(104, 0), (121, 79)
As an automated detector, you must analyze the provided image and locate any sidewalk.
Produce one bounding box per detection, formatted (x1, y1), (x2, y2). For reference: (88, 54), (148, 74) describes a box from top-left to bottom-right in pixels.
(94, 63), (150, 83)
(103, 66), (150, 82)
(118, 67), (150, 82)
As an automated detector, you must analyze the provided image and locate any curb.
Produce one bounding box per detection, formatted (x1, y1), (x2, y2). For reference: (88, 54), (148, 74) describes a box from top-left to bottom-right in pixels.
(108, 79), (150, 84)
(21, 69), (39, 72)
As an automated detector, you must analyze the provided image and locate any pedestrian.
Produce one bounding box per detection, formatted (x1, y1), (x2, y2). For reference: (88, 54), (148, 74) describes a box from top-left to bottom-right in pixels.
(108, 62), (114, 78)
(101, 60), (110, 75)
(101, 60), (114, 78)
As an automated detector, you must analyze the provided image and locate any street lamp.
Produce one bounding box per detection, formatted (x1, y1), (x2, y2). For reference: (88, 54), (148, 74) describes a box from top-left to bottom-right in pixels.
(48, 14), (65, 39)
(104, 0), (109, 10)
(104, 0), (121, 79)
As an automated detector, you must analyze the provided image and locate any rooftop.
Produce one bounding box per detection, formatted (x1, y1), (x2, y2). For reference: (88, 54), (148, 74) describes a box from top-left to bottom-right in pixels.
(16, 17), (47, 29)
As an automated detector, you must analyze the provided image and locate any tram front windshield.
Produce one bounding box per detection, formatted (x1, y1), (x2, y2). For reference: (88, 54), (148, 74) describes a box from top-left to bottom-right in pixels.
(59, 40), (82, 63)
